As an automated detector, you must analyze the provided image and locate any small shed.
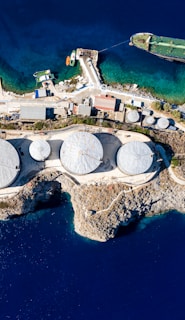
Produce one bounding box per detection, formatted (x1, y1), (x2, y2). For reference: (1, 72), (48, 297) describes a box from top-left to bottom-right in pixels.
(77, 104), (91, 116)
(35, 89), (47, 99)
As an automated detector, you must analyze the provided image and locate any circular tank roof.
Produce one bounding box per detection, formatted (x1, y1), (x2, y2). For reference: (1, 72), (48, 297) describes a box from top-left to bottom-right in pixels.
(157, 117), (169, 129)
(117, 141), (154, 175)
(127, 110), (140, 123)
(145, 116), (156, 125)
(0, 139), (20, 188)
(29, 140), (51, 161)
(60, 132), (103, 175)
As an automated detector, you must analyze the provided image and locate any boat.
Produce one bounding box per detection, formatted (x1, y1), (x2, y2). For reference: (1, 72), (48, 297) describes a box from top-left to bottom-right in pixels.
(66, 56), (70, 66)
(70, 50), (76, 66)
(33, 69), (55, 83)
(129, 32), (185, 63)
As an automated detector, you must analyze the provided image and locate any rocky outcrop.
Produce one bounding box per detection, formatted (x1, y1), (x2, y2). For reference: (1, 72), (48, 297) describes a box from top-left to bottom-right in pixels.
(0, 163), (184, 242)
(56, 167), (185, 242)
(0, 170), (62, 220)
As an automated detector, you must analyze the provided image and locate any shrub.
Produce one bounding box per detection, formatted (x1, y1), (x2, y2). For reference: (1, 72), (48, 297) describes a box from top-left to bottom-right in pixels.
(163, 103), (171, 112)
(151, 101), (163, 111)
(34, 121), (45, 130)
(171, 157), (179, 167)
(172, 110), (181, 120)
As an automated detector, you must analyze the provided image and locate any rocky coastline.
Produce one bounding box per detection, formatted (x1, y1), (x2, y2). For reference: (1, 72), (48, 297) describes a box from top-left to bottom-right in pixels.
(0, 161), (184, 242)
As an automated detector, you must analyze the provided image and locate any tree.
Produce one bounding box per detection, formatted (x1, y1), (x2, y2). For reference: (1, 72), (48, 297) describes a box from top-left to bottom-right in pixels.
(151, 101), (163, 111)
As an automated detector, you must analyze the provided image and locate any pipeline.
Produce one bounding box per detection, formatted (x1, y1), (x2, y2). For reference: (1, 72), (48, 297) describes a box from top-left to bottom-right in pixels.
(98, 40), (129, 53)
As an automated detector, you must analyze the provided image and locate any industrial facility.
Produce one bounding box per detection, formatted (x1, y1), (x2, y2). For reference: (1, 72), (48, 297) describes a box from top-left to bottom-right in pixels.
(29, 140), (51, 161)
(0, 139), (20, 188)
(117, 141), (154, 175)
(60, 132), (103, 175)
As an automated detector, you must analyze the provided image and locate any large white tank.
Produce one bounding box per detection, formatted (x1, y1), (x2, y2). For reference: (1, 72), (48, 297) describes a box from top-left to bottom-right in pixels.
(117, 141), (154, 175)
(60, 132), (103, 175)
(0, 139), (20, 188)
(29, 140), (51, 161)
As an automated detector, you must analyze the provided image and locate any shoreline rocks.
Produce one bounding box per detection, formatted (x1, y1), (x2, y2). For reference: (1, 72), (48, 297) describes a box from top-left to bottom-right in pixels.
(0, 164), (184, 242)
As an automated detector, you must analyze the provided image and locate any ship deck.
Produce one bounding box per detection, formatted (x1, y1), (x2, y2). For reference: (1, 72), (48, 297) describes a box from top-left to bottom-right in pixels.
(149, 35), (185, 59)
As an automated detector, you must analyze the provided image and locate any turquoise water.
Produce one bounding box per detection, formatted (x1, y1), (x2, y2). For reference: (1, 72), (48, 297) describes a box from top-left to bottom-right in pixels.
(1, 2), (185, 102)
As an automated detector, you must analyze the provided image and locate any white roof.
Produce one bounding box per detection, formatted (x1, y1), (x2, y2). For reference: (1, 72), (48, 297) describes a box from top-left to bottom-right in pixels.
(60, 132), (103, 175)
(0, 139), (20, 188)
(157, 117), (169, 129)
(145, 116), (155, 125)
(39, 75), (49, 82)
(117, 141), (153, 175)
(127, 110), (140, 123)
(29, 140), (51, 161)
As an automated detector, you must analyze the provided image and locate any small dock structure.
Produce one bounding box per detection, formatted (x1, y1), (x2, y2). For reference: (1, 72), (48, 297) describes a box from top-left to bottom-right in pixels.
(76, 48), (102, 87)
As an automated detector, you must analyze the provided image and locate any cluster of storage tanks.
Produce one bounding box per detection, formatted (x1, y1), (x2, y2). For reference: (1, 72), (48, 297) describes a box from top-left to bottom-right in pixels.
(126, 109), (171, 130)
(0, 131), (155, 189)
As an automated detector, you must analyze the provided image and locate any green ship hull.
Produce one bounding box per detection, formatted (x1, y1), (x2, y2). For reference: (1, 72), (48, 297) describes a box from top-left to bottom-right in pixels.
(129, 32), (185, 63)
(33, 69), (55, 83)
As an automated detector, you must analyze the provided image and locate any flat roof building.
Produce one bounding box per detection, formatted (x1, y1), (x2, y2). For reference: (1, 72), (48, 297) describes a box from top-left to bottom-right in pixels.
(94, 95), (116, 112)
(20, 106), (46, 120)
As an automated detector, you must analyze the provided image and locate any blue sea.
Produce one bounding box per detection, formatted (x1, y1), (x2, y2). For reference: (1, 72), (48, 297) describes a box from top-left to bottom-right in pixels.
(1, 204), (185, 320)
(1, 0), (185, 102)
(1, 0), (185, 319)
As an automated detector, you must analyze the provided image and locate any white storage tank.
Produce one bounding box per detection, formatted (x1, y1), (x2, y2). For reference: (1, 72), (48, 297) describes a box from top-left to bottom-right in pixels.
(117, 141), (154, 175)
(60, 132), (103, 175)
(126, 110), (140, 123)
(0, 139), (20, 188)
(157, 117), (169, 129)
(29, 140), (51, 161)
(145, 116), (156, 125)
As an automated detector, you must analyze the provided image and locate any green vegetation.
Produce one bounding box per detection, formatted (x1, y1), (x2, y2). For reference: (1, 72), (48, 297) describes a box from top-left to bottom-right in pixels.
(0, 201), (10, 209)
(171, 110), (181, 120)
(171, 156), (179, 167)
(163, 102), (171, 112)
(130, 126), (150, 136)
(34, 121), (45, 130)
(151, 101), (163, 111)
(125, 104), (138, 110)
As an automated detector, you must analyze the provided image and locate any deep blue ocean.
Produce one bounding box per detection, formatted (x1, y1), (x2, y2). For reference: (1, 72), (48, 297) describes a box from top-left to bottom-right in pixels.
(1, 204), (185, 320)
(1, 1), (185, 319)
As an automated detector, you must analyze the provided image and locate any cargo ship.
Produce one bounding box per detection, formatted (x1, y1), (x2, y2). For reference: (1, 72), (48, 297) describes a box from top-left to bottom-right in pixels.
(33, 69), (55, 83)
(129, 33), (185, 63)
